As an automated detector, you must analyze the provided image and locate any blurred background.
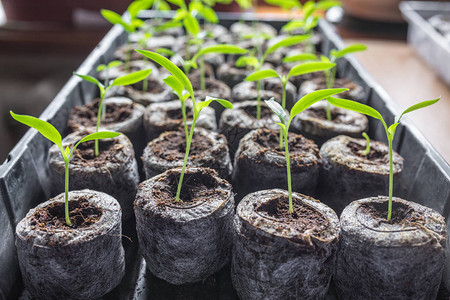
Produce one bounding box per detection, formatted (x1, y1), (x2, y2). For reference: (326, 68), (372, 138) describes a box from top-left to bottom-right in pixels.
(0, 0), (449, 163)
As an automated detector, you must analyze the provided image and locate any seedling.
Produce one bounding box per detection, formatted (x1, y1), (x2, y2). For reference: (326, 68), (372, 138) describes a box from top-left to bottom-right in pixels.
(245, 61), (336, 148)
(136, 50), (233, 202)
(163, 75), (191, 139)
(321, 43), (367, 120)
(360, 132), (370, 156)
(265, 88), (348, 213)
(74, 68), (152, 156)
(238, 34), (311, 119)
(327, 96), (440, 220)
(10, 111), (120, 226)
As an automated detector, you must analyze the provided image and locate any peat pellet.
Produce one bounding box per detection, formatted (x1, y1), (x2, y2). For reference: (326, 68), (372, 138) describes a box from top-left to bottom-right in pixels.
(290, 100), (368, 147)
(335, 196), (446, 299)
(98, 60), (158, 82)
(233, 128), (321, 200)
(143, 99), (217, 142)
(319, 135), (403, 215)
(298, 77), (365, 101)
(232, 189), (339, 300)
(48, 131), (139, 219)
(142, 127), (232, 180)
(15, 189), (125, 300)
(134, 167), (234, 285)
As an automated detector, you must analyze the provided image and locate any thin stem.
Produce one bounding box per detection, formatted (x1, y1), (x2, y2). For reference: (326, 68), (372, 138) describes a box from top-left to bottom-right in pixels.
(95, 95), (104, 157)
(175, 117), (197, 202)
(181, 100), (189, 142)
(143, 77), (148, 92)
(125, 35), (131, 72)
(283, 128), (293, 213)
(64, 159), (72, 226)
(361, 132), (370, 156)
(325, 68), (333, 121)
(279, 82), (287, 149)
(387, 137), (394, 221)
(256, 80), (261, 119)
(200, 57), (206, 91)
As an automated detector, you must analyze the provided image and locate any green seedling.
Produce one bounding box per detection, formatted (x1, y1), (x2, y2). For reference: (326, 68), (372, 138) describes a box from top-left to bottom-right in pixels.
(238, 34), (312, 119)
(10, 111), (120, 226)
(163, 75), (191, 139)
(136, 50), (233, 202)
(264, 88), (348, 213)
(327, 96), (440, 220)
(321, 43), (367, 120)
(101, 0), (151, 70)
(96, 61), (124, 120)
(360, 132), (370, 156)
(246, 61), (336, 148)
(74, 68), (152, 156)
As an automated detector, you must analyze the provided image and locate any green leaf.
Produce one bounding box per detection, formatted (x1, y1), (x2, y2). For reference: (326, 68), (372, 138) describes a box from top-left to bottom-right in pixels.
(264, 0), (300, 10)
(289, 88), (349, 123)
(330, 44), (368, 60)
(154, 20), (182, 33)
(128, 0), (152, 19)
(78, 131), (121, 144)
(183, 14), (200, 37)
(315, 0), (342, 10)
(236, 0), (252, 9)
(96, 64), (106, 72)
(108, 60), (123, 69)
(388, 123), (399, 139)
(265, 98), (286, 125)
(200, 6), (218, 23)
(163, 75), (184, 97)
(157, 1), (171, 11)
(64, 146), (70, 158)
(193, 44), (248, 62)
(111, 69), (152, 86)
(10, 111), (63, 152)
(166, 0), (185, 8)
(189, 1), (203, 13)
(303, 0), (316, 19)
(395, 97), (440, 123)
(156, 47), (176, 57)
(304, 15), (319, 32)
(245, 69), (279, 81)
(235, 56), (259, 68)
(281, 20), (305, 33)
(100, 9), (132, 32)
(327, 97), (383, 121)
(74, 72), (105, 96)
(283, 53), (318, 63)
(320, 55), (331, 63)
(136, 50), (194, 98)
(288, 62), (335, 78)
(265, 35), (311, 57)
(197, 96), (233, 112)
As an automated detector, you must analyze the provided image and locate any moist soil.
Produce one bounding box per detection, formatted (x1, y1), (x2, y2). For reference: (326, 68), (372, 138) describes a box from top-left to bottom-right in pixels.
(360, 201), (425, 226)
(243, 106), (274, 119)
(254, 129), (320, 157)
(307, 107), (357, 125)
(29, 198), (102, 230)
(150, 169), (224, 208)
(348, 141), (389, 164)
(166, 107), (194, 121)
(70, 139), (123, 166)
(131, 78), (165, 93)
(312, 78), (360, 92)
(68, 99), (133, 129)
(150, 132), (214, 161)
(256, 195), (330, 239)
(192, 79), (224, 95)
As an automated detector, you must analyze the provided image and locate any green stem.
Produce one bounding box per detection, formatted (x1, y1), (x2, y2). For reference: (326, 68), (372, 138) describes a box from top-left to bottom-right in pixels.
(143, 77), (148, 92)
(387, 138), (393, 221)
(256, 80), (261, 120)
(280, 82), (287, 149)
(95, 95), (104, 157)
(325, 68), (335, 121)
(181, 100), (188, 143)
(175, 117), (197, 202)
(64, 160), (72, 226)
(200, 57), (206, 92)
(125, 35), (131, 72)
(283, 128), (293, 213)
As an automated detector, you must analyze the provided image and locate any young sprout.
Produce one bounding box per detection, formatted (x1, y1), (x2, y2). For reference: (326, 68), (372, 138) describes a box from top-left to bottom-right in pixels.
(327, 96), (440, 220)
(10, 111), (120, 226)
(238, 34), (312, 119)
(321, 43), (367, 120)
(163, 75), (191, 139)
(245, 61), (336, 148)
(264, 88), (348, 213)
(360, 132), (370, 156)
(96, 61), (123, 87)
(136, 50), (233, 202)
(74, 68), (152, 156)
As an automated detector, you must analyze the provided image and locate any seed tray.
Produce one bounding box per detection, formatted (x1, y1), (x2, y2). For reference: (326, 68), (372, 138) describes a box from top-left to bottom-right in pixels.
(0, 11), (449, 300)
(400, 1), (450, 86)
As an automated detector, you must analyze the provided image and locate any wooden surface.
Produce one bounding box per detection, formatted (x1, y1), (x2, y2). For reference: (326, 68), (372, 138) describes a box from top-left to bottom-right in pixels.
(344, 39), (450, 164)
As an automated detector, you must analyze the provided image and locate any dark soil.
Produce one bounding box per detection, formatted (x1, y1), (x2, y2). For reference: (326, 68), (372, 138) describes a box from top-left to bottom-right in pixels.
(71, 138), (123, 166)
(243, 106), (274, 119)
(254, 129), (319, 156)
(131, 77), (165, 93)
(313, 78), (360, 92)
(256, 195), (330, 238)
(360, 202), (426, 225)
(192, 79), (223, 95)
(150, 131), (214, 161)
(29, 198), (102, 229)
(151, 169), (223, 207)
(69, 99), (133, 128)
(166, 107), (194, 120)
(348, 141), (389, 164)
(307, 107), (354, 125)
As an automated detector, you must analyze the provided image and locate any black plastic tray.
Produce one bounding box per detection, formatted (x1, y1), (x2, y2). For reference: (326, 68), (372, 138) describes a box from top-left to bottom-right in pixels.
(1, 11), (449, 300)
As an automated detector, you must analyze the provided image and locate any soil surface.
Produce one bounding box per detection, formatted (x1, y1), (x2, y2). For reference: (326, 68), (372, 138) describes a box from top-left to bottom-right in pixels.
(312, 77), (360, 92)
(131, 78), (165, 93)
(150, 131), (214, 161)
(254, 129), (319, 156)
(29, 198), (102, 230)
(256, 195), (330, 239)
(243, 105), (274, 119)
(348, 141), (389, 164)
(360, 201), (426, 226)
(71, 138), (123, 166)
(166, 107), (194, 121)
(69, 99), (133, 128)
(151, 169), (224, 207)
(307, 107), (356, 125)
